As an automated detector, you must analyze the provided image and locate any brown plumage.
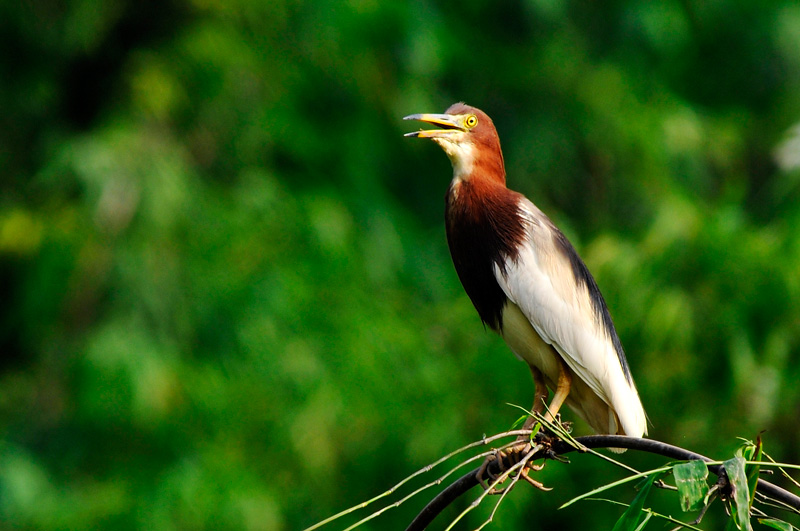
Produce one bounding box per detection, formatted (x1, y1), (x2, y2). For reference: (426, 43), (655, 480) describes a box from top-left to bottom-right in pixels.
(404, 102), (646, 439)
(446, 173), (525, 330)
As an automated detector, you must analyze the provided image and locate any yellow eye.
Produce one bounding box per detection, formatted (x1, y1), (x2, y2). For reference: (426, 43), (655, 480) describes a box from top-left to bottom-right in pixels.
(465, 114), (478, 129)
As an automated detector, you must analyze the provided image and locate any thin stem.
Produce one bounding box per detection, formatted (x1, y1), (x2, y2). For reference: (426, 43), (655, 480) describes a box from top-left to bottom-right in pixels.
(406, 434), (800, 531)
(305, 429), (530, 531)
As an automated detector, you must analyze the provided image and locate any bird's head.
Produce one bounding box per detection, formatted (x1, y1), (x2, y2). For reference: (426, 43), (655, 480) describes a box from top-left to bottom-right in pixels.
(404, 102), (505, 184)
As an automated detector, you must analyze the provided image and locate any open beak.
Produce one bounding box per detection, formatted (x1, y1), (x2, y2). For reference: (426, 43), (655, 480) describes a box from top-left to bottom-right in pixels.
(403, 113), (465, 138)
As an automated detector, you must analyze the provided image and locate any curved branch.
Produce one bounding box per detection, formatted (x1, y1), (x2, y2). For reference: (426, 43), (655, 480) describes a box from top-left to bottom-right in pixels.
(406, 434), (800, 531)
(405, 468), (478, 531)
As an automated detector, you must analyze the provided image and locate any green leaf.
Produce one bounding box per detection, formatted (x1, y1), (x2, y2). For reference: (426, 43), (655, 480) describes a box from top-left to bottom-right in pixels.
(508, 414), (529, 432)
(757, 518), (793, 531)
(611, 471), (664, 531)
(673, 460), (709, 512)
(560, 466), (673, 509)
(633, 511), (653, 531)
(723, 456), (753, 531)
(744, 437), (762, 507)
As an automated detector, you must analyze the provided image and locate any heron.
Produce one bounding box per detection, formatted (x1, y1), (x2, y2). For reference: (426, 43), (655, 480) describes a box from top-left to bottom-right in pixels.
(404, 103), (647, 454)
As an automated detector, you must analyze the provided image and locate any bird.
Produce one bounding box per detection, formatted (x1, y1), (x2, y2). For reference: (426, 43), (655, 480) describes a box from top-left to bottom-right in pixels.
(404, 102), (647, 444)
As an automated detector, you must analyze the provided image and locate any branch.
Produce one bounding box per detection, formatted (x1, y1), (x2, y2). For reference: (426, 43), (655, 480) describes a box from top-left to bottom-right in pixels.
(406, 434), (800, 531)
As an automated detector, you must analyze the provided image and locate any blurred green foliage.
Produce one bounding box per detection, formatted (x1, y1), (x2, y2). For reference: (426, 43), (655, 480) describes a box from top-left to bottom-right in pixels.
(2, 0), (800, 529)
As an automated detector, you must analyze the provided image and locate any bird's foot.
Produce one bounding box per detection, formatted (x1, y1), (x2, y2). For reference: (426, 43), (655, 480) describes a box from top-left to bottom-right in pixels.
(476, 441), (552, 494)
(535, 412), (573, 435)
(519, 467), (550, 491)
(549, 413), (573, 434)
(532, 422), (572, 464)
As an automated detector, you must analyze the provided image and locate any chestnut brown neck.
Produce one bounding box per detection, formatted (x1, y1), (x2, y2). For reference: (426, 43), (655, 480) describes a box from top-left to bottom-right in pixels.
(445, 176), (525, 330)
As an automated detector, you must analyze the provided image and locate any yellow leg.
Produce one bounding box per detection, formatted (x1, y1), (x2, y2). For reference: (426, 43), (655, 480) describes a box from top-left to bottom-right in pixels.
(542, 357), (572, 424)
(477, 359), (572, 493)
(522, 366), (549, 432)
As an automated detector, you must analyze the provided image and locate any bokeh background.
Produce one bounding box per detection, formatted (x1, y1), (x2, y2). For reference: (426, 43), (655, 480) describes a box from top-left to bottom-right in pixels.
(3, 0), (800, 529)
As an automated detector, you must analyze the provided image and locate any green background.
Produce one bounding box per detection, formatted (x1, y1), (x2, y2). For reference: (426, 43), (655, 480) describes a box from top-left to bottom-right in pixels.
(2, 0), (800, 529)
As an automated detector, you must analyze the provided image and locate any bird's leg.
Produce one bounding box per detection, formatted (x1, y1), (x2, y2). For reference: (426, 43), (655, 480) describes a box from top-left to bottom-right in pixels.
(542, 357), (572, 424)
(502, 361), (571, 492)
(521, 365), (549, 435)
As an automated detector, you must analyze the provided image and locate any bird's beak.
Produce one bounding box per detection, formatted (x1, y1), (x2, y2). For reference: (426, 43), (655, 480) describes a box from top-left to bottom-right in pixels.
(403, 113), (465, 138)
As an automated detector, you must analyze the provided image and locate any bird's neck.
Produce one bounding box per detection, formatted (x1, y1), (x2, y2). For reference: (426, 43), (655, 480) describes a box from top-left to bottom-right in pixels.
(448, 170), (511, 212)
(440, 139), (506, 188)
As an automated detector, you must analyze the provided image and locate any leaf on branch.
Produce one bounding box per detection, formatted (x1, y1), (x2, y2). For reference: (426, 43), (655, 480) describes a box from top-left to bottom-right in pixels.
(737, 436), (762, 508)
(560, 465), (673, 510)
(723, 456), (753, 531)
(673, 460), (710, 512)
(633, 511), (653, 531)
(757, 518), (794, 531)
(611, 471), (665, 531)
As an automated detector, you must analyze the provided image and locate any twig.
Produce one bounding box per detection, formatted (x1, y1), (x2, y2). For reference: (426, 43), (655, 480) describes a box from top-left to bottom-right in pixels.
(583, 497), (704, 530)
(406, 446), (537, 531)
(473, 447), (540, 531)
(443, 453), (531, 531)
(406, 434), (800, 531)
(560, 436), (800, 514)
(305, 429), (530, 531)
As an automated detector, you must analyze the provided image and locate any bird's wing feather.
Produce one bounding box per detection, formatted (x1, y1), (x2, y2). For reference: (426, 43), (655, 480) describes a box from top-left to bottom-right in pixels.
(493, 199), (647, 436)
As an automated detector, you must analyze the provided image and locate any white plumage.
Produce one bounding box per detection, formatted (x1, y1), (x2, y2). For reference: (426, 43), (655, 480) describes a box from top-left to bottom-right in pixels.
(495, 200), (647, 438)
